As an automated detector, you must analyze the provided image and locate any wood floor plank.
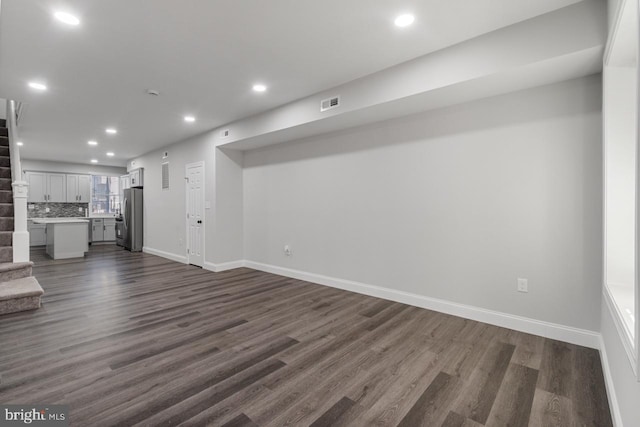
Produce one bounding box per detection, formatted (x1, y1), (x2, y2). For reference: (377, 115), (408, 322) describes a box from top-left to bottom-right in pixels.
(528, 388), (573, 427)
(453, 341), (516, 424)
(0, 246), (613, 427)
(536, 339), (573, 398)
(221, 413), (259, 427)
(397, 371), (460, 427)
(484, 363), (539, 426)
(571, 346), (614, 427)
(441, 411), (484, 427)
(308, 396), (356, 427)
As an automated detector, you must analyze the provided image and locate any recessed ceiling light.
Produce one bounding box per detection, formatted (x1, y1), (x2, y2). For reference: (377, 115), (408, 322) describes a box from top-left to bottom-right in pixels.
(90, 159), (98, 164)
(105, 128), (117, 134)
(87, 140), (98, 146)
(54, 11), (80, 26)
(252, 84), (267, 93)
(394, 14), (415, 28)
(106, 152), (115, 157)
(28, 82), (47, 91)
(17, 142), (23, 146)
(184, 115), (196, 123)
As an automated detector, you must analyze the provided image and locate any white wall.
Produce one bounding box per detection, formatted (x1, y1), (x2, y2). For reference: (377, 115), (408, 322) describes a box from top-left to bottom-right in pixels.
(605, 66), (637, 287)
(127, 132), (243, 266)
(215, 1), (605, 151)
(21, 159), (126, 177)
(243, 75), (603, 331)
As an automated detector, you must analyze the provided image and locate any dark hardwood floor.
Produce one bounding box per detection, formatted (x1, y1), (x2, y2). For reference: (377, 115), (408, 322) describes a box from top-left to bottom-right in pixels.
(0, 246), (612, 426)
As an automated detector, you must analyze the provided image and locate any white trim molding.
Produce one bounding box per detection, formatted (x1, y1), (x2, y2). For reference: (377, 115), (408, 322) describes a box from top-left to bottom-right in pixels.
(598, 334), (624, 427)
(142, 246), (187, 264)
(134, 251), (602, 349)
(244, 260), (601, 349)
(603, 286), (638, 376)
(204, 260), (245, 273)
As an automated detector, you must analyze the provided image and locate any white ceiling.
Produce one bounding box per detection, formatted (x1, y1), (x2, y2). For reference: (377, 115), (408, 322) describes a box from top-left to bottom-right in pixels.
(0, 0), (583, 166)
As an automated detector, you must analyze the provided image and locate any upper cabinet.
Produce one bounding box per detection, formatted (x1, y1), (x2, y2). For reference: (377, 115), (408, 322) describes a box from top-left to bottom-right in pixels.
(26, 172), (46, 203)
(47, 174), (66, 202)
(26, 172), (66, 203)
(130, 168), (143, 188)
(66, 174), (91, 202)
(120, 174), (130, 191)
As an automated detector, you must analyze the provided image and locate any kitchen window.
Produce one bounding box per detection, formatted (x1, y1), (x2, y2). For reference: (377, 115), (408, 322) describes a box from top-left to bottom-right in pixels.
(90, 175), (121, 215)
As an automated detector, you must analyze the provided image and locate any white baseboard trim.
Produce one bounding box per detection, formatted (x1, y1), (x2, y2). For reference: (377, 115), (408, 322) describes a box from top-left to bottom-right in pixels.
(244, 260), (601, 349)
(204, 260), (245, 273)
(142, 247), (187, 264)
(598, 334), (624, 427)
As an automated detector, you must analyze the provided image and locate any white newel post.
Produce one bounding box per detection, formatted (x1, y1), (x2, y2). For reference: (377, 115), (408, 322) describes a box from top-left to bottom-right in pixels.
(12, 181), (29, 262)
(7, 99), (29, 263)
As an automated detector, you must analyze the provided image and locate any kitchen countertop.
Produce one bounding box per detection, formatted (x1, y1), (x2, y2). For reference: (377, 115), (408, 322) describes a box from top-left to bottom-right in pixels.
(29, 217), (118, 221)
(31, 218), (90, 224)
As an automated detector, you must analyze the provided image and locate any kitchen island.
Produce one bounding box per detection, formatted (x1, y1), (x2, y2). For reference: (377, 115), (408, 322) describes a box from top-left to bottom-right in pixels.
(31, 218), (90, 259)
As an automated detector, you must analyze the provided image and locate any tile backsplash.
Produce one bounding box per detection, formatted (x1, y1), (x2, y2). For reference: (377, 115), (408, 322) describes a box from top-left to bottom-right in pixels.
(28, 203), (89, 218)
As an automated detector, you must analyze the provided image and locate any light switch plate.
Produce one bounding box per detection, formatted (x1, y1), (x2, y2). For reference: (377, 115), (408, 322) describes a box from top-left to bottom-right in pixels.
(517, 278), (528, 293)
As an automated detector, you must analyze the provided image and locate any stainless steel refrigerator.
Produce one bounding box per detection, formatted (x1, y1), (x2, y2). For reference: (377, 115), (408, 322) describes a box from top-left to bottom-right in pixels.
(123, 188), (143, 252)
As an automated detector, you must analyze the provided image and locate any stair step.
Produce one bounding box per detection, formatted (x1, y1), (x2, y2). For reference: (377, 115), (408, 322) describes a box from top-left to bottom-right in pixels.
(0, 246), (12, 263)
(0, 119), (5, 128)
(0, 218), (14, 232)
(0, 261), (32, 282)
(0, 136), (7, 147)
(0, 167), (11, 179)
(0, 232), (12, 247)
(0, 277), (44, 315)
(0, 146), (9, 157)
(0, 179), (11, 191)
(0, 191), (12, 204)
(0, 157), (10, 168)
(0, 204), (13, 218)
(0, 128), (6, 137)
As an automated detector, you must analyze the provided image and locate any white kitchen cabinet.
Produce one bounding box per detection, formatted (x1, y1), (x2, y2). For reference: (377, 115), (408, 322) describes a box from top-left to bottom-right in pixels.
(26, 172), (47, 202)
(47, 174), (67, 202)
(120, 174), (131, 190)
(26, 172), (67, 202)
(130, 168), (143, 188)
(28, 222), (46, 246)
(91, 219), (104, 242)
(66, 174), (91, 202)
(91, 218), (116, 242)
(103, 219), (116, 241)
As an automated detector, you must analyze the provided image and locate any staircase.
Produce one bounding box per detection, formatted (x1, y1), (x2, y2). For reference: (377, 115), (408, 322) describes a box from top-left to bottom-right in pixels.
(0, 117), (44, 315)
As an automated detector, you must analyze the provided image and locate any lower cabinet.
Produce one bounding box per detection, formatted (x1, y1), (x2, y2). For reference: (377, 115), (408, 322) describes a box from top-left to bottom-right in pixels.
(104, 219), (116, 241)
(29, 223), (47, 246)
(91, 218), (116, 242)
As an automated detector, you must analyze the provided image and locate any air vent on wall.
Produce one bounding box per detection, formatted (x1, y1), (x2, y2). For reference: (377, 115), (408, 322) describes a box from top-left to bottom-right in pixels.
(161, 162), (169, 190)
(221, 129), (230, 138)
(320, 96), (340, 112)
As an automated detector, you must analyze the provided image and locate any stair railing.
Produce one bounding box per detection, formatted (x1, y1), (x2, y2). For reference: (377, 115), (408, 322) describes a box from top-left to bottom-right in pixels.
(6, 99), (29, 262)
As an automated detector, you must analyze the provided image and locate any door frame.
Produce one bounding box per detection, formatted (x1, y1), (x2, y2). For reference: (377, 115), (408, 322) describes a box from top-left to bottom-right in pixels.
(185, 161), (205, 266)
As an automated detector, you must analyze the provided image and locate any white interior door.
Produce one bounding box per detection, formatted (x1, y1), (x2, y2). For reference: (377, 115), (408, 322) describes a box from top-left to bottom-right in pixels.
(186, 162), (204, 267)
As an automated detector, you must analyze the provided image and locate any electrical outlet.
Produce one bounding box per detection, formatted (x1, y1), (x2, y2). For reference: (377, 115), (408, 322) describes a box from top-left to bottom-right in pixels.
(45, 207), (50, 213)
(284, 245), (292, 256)
(517, 278), (528, 293)
(78, 207), (83, 212)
